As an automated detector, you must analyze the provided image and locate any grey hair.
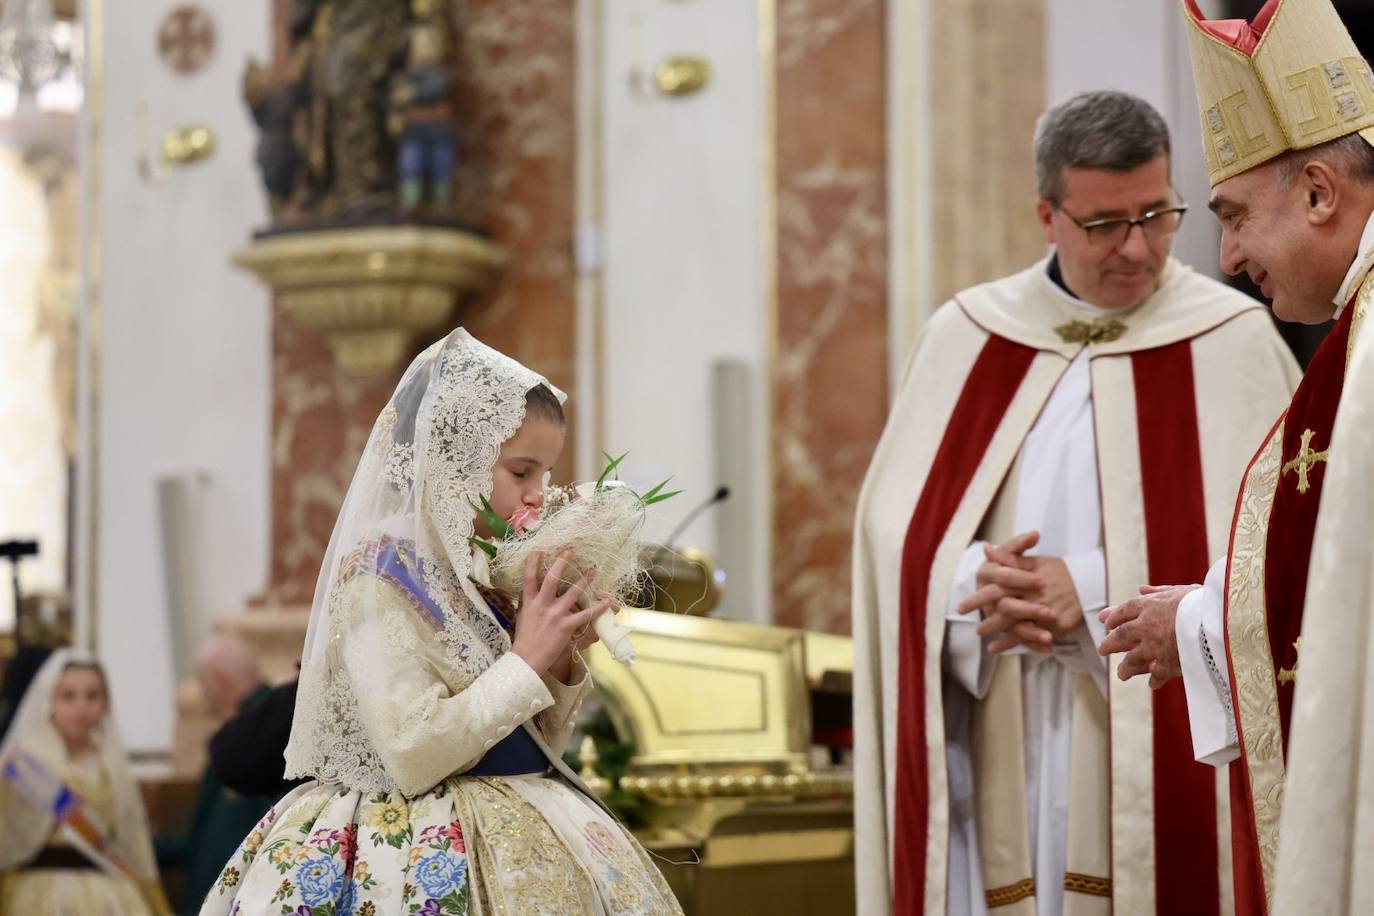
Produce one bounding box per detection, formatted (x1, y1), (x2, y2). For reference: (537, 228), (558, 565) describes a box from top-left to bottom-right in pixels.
(1274, 132), (1374, 187)
(1034, 91), (1172, 204)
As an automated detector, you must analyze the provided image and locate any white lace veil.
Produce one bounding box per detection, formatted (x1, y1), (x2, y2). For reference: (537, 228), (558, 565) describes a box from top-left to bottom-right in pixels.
(283, 328), (563, 793)
(0, 648), (158, 879)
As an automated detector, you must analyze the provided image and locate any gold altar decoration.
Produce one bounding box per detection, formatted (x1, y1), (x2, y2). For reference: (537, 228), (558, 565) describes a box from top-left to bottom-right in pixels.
(585, 607), (855, 914)
(640, 544), (723, 617)
(233, 225), (505, 376)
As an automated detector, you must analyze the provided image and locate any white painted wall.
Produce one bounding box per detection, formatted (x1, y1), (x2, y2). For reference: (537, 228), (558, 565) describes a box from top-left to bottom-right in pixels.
(91, 0), (271, 752)
(1046, 0), (1224, 278)
(591, 1), (772, 624)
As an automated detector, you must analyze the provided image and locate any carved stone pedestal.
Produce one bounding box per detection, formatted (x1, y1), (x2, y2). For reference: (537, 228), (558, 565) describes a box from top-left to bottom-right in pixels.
(234, 225), (506, 376)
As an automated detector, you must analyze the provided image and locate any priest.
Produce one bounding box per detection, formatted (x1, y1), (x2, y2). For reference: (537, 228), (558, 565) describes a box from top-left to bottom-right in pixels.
(1098, 1), (1374, 912)
(852, 90), (1299, 916)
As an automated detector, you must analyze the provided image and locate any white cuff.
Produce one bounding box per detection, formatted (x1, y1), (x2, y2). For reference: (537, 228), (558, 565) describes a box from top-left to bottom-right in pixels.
(1175, 560), (1239, 767)
(1027, 550), (1107, 695)
(945, 542), (997, 698)
(1064, 548), (1109, 648)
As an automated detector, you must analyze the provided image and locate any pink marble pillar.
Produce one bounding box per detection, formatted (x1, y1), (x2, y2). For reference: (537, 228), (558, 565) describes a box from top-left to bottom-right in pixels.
(450, 0), (579, 473)
(772, 0), (891, 634)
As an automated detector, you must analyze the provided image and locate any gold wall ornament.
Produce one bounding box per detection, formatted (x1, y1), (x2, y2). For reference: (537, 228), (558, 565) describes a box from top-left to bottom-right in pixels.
(156, 4), (215, 75)
(234, 225), (506, 376)
(653, 56), (711, 96)
(161, 124), (215, 165)
(135, 103), (216, 184)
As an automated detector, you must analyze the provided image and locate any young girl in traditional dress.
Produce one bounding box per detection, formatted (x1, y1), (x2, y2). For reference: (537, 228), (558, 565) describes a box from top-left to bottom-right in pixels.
(201, 330), (681, 915)
(0, 649), (167, 914)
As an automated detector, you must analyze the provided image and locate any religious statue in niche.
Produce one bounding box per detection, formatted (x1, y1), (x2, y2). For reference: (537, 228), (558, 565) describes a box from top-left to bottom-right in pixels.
(243, 57), (305, 216)
(240, 0), (463, 231)
(388, 0), (457, 215)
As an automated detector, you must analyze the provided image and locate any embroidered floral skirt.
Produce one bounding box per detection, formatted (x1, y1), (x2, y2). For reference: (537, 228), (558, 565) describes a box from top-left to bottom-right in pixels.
(199, 774), (682, 916)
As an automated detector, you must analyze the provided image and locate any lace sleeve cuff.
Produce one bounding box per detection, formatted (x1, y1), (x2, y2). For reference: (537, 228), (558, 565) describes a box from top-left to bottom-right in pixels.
(1175, 578), (1240, 767)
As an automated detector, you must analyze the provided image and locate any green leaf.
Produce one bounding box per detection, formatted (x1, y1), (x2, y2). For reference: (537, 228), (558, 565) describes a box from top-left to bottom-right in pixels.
(469, 497), (514, 540)
(639, 477), (682, 505)
(595, 451), (628, 491)
(639, 478), (670, 502)
(469, 537), (498, 558)
(643, 489), (683, 506)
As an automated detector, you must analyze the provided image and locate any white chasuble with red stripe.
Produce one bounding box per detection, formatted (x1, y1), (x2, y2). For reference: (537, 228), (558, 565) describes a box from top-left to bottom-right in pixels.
(852, 257), (1300, 916)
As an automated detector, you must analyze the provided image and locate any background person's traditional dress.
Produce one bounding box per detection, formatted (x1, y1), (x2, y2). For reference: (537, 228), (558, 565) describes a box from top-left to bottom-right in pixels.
(199, 330), (680, 916)
(852, 256), (1298, 915)
(0, 649), (164, 915)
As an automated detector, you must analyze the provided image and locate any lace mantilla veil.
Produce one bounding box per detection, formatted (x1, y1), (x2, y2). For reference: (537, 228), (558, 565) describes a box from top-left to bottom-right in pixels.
(283, 328), (565, 795)
(0, 648), (157, 879)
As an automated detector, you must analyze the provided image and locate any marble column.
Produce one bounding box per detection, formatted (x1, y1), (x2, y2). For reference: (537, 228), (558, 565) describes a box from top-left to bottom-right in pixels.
(772, 0), (890, 634)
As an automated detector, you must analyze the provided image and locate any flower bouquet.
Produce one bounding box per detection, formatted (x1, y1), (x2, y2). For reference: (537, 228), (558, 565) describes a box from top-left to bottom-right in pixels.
(470, 453), (680, 665)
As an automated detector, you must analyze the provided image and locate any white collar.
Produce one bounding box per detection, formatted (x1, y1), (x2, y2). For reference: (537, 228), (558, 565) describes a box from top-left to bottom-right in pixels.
(1333, 208), (1374, 317)
(1044, 251), (1150, 320)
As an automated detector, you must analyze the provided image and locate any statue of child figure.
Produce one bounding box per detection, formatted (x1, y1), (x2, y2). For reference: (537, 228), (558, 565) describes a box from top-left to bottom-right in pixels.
(389, 0), (457, 215)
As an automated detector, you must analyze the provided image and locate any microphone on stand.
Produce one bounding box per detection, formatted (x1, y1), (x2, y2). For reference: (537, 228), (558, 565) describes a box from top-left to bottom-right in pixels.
(663, 486), (731, 547)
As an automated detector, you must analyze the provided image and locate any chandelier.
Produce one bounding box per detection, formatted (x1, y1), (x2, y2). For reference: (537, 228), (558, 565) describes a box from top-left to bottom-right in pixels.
(0, 0), (77, 95)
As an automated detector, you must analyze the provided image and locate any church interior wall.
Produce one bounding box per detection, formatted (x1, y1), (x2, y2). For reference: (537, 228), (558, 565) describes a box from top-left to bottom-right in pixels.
(94, 0), (272, 752)
(594, 1), (774, 625)
(1044, 0), (1223, 282)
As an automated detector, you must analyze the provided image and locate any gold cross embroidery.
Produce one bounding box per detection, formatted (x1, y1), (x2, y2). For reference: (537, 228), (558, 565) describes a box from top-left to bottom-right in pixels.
(1281, 429), (1330, 494)
(1054, 318), (1127, 345)
(1277, 637), (1304, 685)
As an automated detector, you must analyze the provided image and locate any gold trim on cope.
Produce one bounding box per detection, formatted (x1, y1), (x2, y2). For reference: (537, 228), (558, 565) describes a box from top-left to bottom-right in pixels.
(1063, 871), (1112, 897)
(1225, 423), (1288, 903)
(985, 877), (1036, 908)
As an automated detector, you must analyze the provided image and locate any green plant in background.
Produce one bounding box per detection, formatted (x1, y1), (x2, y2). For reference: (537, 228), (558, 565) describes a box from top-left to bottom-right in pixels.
(563, 702), (646, 828)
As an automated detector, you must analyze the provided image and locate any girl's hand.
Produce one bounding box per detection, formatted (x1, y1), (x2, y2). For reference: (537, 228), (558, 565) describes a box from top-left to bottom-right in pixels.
(511, 550), (613, 676)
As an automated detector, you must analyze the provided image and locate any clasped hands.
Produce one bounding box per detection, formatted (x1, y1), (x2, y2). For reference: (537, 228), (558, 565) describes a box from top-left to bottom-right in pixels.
(954, 531), (1086, 653)
(956, 529), (1201, 688)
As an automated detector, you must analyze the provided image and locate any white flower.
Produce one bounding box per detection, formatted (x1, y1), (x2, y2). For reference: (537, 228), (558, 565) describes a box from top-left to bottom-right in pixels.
(574, 479), (629, 501)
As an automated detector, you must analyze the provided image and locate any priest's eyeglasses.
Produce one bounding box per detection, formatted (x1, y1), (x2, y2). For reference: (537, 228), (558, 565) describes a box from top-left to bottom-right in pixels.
(1060, 203), (1189, 248)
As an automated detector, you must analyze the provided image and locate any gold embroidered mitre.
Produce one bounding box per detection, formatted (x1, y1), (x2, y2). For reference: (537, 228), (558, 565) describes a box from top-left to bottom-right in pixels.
(1181, 0), (1374, 186)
